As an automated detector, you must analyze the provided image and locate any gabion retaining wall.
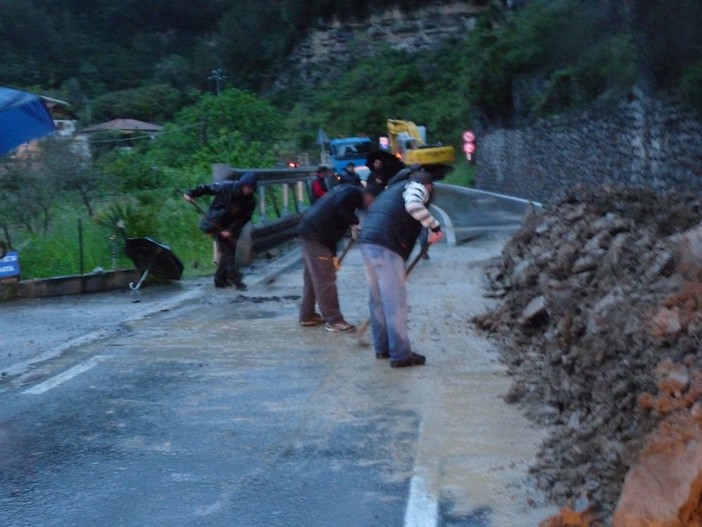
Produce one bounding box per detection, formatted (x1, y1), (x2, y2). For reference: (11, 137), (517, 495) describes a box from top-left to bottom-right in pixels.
(476, 93), (702, 203)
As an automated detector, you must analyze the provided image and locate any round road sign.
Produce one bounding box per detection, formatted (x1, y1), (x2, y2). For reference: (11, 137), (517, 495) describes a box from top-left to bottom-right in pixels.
(462, 130), (475, 143)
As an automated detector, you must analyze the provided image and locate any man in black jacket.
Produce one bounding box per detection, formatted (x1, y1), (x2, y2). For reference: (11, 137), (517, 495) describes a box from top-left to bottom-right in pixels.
(184, 172), (257, 290)
(296, 184), (378, 332)
(338, 162), (362, 187)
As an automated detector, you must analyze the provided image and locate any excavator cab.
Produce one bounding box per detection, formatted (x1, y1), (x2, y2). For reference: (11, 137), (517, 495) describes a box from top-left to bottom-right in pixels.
(386, 119), (455, 165)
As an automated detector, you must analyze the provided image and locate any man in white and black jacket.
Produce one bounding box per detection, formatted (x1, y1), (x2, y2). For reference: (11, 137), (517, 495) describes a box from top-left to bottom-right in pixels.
(358, 170), (443, 368)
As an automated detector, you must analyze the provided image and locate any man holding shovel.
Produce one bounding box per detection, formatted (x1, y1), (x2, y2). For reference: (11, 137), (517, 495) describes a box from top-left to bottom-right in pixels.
(296, 184), (379, 332)
(358, 170), (443, 368)
(183, 172), (258, 290)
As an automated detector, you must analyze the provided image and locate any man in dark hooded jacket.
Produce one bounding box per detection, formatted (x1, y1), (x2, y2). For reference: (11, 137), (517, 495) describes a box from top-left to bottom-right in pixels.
(184, 172), (258, 290)
(296, 184), (378, 332)
(338, 162), (362, 187)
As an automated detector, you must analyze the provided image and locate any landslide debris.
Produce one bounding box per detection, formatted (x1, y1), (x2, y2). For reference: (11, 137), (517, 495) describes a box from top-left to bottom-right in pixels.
(473, 186), (702, 525)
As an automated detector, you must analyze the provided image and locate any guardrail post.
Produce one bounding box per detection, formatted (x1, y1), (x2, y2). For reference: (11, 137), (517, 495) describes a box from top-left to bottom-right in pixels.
(258, 185), (267, 223)
(295, 181), (305, 212)
(282, 184), (290, 216)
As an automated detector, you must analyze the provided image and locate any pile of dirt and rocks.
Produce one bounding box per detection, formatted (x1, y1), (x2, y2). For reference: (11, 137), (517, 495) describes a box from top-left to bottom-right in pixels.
(473, 186), (702, 525)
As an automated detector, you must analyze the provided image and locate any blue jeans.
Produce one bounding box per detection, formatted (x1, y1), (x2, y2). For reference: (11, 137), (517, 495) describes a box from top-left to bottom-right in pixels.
(360, 243), (412, 360)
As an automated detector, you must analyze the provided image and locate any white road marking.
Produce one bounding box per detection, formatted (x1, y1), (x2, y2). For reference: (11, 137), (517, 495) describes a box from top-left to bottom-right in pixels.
(5, 287), (206, 378)
(404, 466), (439, 527)
(23, 355), (105, 395)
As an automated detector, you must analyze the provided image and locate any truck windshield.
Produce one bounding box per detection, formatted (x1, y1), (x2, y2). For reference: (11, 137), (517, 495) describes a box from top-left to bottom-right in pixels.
(332, 142), (373, 160)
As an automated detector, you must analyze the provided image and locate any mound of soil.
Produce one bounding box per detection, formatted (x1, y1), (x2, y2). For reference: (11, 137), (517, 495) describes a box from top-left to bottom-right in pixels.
(474, 186), (702, 524)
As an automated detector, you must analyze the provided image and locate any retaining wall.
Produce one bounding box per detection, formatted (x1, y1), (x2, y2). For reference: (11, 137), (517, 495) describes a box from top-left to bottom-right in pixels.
(0, 269), (142, 302)
(475, 94), (702, 203)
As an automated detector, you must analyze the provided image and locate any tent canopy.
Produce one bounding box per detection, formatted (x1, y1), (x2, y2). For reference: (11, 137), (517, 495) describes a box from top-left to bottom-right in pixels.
(0, 87), (56, 156)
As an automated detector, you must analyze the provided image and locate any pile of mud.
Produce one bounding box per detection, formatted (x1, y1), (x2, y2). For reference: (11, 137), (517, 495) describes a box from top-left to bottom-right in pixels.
(474, 186), (702, 525)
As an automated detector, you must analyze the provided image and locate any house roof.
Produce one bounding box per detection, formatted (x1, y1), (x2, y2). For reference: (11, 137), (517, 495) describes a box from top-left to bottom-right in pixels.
(81, 118), (162, 133)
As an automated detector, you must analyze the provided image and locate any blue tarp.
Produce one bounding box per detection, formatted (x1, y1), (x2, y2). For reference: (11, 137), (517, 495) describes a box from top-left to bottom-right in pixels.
(0, 87), (56, 156)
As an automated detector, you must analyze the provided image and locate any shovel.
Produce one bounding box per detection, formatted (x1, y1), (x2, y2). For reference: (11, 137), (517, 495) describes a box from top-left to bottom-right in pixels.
(263, 237), (355, 286)
(181, 189), (243, 269)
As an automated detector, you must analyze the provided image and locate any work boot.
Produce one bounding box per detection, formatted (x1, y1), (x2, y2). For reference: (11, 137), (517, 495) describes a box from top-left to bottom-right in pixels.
(234, 280), (247, 291)
(390, 352), (426, 368)
(300, 313), (325, 327)
(325, 320), (357, 333)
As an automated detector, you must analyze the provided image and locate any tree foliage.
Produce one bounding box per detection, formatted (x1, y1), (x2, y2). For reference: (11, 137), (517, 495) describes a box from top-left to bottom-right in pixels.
(465, 0), (639, 122)
(2, 0), (700, 129)
(144, 88), (284, 172)
(283, 43), (471, 150)
(0, 155), (61, 234)
(91, 84), (188, 123)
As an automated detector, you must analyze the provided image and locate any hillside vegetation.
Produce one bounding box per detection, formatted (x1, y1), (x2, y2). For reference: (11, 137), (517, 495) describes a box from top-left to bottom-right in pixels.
(2, 0), (702, 279)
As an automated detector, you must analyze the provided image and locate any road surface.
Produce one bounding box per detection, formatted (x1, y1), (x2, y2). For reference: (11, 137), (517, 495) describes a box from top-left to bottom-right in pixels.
(0, 236), (556, 526)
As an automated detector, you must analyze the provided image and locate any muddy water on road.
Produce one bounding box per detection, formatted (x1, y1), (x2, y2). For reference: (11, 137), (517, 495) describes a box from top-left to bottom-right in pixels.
(1, 235), (558, 525)
(286, 236), (558, 524)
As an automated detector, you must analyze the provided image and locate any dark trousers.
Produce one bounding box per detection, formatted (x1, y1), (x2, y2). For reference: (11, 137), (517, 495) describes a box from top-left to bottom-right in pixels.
(298, 236), (343, 324)
(214, 235), (241, 286)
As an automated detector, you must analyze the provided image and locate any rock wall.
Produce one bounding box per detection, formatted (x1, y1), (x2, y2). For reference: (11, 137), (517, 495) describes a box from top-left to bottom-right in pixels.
(476, 92), (702, 203)
(274, 1), (486, 88)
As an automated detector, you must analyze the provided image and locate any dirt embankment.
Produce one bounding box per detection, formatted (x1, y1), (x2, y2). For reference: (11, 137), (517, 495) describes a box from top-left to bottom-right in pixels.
(474, 186), (702, 525)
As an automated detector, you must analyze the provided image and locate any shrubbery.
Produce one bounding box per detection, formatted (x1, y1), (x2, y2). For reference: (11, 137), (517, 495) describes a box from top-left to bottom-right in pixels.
(1, 88), (285, 279)
(4, 0), (702, 280)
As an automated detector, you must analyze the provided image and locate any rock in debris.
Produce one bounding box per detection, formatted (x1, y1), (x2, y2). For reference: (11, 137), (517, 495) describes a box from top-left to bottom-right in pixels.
(519, 295), (548, 327)
(612, 414), (702, 527)
(503, 381), (528, 404)
(675, 225), (702, 281)
(539, 494), (593, 527)
(649, 307), (683, 342)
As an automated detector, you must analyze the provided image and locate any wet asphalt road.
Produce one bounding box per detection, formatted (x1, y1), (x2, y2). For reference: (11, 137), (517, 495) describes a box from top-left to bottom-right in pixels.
(0, 239), (556, 527)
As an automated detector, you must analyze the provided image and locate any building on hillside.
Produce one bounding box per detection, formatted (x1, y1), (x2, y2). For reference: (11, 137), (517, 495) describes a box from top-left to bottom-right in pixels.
(79, 118), (163, 152)
(41, 95), (78, 137)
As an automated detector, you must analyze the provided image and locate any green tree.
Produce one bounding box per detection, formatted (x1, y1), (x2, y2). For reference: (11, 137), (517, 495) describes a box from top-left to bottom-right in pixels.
(282, 44), (472, 150)
(91, 84), (184, 123)
(0, 155), (61, 234)
(39, 137), (104, 217)
(465, 0), (638, 122)
(147, 88), (284, 171)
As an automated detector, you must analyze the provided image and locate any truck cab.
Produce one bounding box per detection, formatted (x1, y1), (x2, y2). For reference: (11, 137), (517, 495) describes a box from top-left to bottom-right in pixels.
(326, 137), (373, 179)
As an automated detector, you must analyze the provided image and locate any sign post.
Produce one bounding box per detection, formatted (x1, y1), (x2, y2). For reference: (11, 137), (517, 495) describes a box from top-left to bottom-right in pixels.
(462, 130), (476, 162)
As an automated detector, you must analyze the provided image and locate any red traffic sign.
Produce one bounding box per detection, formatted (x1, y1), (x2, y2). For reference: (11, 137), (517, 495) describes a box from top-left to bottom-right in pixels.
(462, 130), (475, 143)
(462, 142), (476, 154)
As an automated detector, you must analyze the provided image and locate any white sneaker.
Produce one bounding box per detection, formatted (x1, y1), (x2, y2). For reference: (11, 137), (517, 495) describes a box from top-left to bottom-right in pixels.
(325, 320), (357, 333)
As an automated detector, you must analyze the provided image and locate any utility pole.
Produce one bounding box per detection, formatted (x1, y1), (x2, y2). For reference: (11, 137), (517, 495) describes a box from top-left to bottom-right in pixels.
(208, 69), (226, 96)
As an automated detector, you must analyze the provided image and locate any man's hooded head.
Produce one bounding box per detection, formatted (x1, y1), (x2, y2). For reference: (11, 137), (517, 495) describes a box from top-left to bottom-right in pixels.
(239, 172), (258, 195)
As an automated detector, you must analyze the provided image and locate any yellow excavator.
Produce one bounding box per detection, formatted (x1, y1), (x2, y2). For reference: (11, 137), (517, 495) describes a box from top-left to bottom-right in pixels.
(386, 119), (455, 165)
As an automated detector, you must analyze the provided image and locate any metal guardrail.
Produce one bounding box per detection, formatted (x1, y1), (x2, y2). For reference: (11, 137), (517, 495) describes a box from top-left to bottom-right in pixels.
(212, 163), (318, 220)
(211, 164), (318, 263)
(431, 184), (541, 246)
(212, 163), (541, 257)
